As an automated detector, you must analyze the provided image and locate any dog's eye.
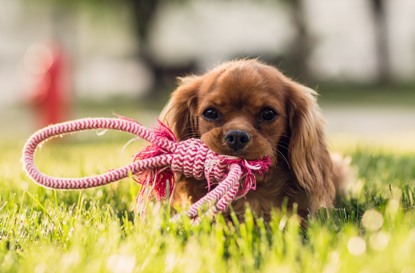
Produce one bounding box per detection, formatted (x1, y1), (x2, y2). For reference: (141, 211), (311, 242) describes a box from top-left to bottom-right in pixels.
(260, 108), (278, 122)
(202, 108), (220, 121)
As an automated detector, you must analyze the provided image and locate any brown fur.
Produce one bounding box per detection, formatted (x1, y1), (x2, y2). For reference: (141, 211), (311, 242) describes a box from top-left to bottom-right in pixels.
(160, 59), (348, 221)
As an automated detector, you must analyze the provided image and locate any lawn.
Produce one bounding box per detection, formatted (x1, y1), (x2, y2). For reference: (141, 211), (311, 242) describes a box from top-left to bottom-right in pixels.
(1, 87), (415, 273)
(1, 131), (415, 273)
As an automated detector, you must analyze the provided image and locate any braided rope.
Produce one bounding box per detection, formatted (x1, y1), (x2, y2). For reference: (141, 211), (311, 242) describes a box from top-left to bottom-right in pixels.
(22, 117), (271, 219)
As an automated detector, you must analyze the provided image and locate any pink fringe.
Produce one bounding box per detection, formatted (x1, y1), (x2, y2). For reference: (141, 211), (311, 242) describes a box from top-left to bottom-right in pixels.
(133, 121), (176, 212)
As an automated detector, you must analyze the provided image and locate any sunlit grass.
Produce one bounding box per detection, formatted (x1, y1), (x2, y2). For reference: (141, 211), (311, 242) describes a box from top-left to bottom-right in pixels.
(1, 137), (415, 273)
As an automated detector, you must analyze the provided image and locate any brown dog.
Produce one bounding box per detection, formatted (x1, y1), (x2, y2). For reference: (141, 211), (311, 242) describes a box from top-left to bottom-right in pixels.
(161, 59), (348, 221)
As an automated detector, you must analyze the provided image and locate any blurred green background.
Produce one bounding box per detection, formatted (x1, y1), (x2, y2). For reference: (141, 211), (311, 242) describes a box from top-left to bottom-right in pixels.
(1, 0), (415, 150)
(1, 3), (415, 272)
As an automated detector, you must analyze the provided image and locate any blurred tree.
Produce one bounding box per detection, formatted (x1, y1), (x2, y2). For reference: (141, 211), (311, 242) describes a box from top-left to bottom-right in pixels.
(290, 0), (311, 83)
(370, 0), (391, 83)
(282, 0), (392, 84)
(27, 0), (194, 93)
(279, 0), (311, 83)
(128, 0), (195, 92)
(129, 0), (160, 61)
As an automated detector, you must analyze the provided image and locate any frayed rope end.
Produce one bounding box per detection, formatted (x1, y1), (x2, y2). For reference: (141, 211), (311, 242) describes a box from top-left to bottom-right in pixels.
(133, 120), (177, 213)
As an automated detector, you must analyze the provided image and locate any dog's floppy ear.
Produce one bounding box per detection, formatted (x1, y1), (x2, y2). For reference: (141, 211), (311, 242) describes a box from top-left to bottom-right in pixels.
(286, 81), (335, 211)
(160, 76), (201, 140)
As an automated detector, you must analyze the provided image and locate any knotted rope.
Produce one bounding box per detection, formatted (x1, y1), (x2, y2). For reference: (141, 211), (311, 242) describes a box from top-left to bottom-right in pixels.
(22, 116), (271, 219)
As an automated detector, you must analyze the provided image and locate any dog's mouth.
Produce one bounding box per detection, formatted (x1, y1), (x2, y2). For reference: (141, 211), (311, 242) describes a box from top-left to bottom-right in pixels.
(204, 141), (271, 161)
(222, 149), (261, 161)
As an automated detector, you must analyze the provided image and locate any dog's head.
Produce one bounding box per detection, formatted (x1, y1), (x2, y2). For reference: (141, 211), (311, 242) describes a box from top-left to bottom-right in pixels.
(162, 59), (334, 205)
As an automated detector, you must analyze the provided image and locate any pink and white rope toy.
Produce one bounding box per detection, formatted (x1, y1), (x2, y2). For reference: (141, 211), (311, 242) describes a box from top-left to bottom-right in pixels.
(22, 116), (271, 219)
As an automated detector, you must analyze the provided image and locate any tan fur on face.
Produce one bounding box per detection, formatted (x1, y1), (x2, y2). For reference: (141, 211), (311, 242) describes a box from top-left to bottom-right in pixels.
(161, 59), (348, 220)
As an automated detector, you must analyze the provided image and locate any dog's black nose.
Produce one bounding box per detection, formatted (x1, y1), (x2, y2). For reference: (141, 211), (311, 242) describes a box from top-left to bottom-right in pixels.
(224, 130), (251, 151)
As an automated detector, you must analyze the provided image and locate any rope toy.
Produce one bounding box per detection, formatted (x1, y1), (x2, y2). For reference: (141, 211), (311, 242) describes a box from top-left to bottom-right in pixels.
(22, 116), (271, 219)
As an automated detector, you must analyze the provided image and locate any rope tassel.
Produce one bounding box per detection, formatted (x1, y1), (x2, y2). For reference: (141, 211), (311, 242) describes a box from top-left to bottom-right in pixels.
(22, 116), (271, 219)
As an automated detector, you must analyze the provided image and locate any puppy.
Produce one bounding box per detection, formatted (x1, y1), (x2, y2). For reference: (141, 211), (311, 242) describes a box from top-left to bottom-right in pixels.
(161, 59), (348, 221)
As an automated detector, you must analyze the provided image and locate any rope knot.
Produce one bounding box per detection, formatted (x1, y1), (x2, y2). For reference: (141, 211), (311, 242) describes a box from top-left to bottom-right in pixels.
(171, 138), (233, 190)
(171, 138), (209, 180)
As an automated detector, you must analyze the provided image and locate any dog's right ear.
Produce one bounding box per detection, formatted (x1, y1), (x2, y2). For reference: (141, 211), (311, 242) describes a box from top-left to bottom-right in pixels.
(160, 76), (201, 140)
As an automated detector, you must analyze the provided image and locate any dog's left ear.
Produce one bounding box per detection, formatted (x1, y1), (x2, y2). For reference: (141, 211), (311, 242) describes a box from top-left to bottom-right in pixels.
(286, 81), (335, 211)
(160, 76), (201, 140)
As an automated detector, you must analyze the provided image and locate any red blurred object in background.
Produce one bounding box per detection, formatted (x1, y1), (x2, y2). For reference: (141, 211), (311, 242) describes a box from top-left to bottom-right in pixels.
(25, 43), (71, 128)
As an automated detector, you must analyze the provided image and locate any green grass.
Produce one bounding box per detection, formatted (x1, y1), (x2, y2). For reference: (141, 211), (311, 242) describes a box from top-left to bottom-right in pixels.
(1, 136), (415, 273)
(316, 83), (415, 107)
